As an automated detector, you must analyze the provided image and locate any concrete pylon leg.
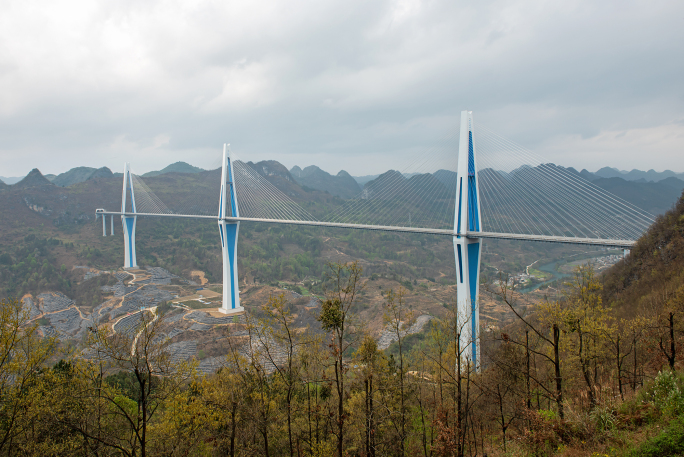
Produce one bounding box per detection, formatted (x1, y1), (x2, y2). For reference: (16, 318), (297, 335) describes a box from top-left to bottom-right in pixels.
(122, 216), (137, 269)
(217, 144), (243, 315)
(121, 163), (138, 270)
(454, 236), (481, 369)
(218, 221), (243, 314)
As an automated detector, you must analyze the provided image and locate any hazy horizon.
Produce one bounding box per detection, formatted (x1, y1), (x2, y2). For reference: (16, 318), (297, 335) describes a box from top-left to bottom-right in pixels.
(2, 161), (684, 185)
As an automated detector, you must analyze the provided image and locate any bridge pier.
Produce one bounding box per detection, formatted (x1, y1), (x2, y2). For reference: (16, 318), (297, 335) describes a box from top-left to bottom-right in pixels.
(122, 163), (138, 269)
(454, 110), (482, 370)
(218, 144), (243, 315)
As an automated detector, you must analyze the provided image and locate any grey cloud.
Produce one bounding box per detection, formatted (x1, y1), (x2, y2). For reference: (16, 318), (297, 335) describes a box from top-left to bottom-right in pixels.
(0, 0), (682, 177)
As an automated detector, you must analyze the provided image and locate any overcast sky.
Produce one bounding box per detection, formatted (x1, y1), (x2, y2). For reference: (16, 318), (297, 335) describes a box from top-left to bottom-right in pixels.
(1, 0), (682, 177)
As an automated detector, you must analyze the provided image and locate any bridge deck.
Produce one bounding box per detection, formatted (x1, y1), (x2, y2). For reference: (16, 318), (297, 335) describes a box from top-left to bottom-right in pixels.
(96, 210), (636, 248)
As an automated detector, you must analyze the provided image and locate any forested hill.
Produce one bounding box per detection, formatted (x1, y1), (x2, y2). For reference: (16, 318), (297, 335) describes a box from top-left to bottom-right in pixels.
(603, 189), (684, 314)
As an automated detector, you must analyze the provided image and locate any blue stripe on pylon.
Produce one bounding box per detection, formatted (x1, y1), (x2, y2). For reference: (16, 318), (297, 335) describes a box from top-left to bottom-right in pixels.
(467, 242), (480, 366)
(225, 223), (238, 309)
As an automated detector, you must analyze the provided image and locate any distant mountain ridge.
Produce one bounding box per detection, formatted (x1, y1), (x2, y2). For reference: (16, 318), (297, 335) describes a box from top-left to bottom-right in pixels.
(290, 165), (361, 198)
(142, 162), (204, 177)
(591, 167), (684, 182)
(51, 167), (114, 187)
(3, 161), (683, 217)
(14, 169), (54, 189)
(0, 176), (23, 185)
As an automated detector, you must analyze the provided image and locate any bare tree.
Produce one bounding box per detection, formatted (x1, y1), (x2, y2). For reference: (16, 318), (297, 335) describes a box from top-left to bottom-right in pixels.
(486, 273), (566, 419)
(383, 287), (414, 456)
(75, 308), (191, 457)
(317, 261), (364, 457)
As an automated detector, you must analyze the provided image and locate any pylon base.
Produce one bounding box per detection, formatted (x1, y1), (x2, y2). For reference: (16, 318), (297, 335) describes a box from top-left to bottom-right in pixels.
(218, 306), (245, 315)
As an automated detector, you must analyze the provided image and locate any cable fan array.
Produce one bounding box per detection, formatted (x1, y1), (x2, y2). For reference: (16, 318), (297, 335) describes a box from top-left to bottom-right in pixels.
(323, 123), (653, 241)
(123, 122), (655, 244)
(475, 125), (654, 241)
(126, 160), (315, 222)
(128, 169), (221, 216)
(324, 131), (459, 229)
(231, 160), (315, 221)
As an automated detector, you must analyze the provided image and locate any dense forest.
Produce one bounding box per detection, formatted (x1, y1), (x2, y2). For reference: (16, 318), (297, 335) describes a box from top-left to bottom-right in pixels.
(0, 191), (683, 456)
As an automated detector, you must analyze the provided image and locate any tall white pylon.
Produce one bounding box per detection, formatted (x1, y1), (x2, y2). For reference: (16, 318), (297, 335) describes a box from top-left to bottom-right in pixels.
(453, 110), (482, 370)
(121, 163), (138, 269)
(218, 144), (244, 315)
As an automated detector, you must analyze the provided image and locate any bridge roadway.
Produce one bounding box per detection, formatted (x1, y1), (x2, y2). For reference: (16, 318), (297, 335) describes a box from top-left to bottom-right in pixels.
(96, 210), (636, 249)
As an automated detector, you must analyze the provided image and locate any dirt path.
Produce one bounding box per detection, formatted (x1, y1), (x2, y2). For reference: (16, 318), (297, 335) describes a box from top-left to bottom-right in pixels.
(131, 307), (158, 356)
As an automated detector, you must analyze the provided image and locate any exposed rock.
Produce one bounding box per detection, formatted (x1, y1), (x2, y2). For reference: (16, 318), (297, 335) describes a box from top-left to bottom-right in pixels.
(377, 315), (433, 350)
(113, 311), (149, 336)
(46, 307), (88, 339)
(38, 292), (75, 313)
(198, 356), (228, 374)
(167, 341), (198, 362)
(190, 322), (211, 331)
(22, 296), (41, 319)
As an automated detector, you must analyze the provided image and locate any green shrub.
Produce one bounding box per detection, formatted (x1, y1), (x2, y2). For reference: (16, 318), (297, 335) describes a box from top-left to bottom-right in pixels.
(641, 370), (684, 417)
(539, 409), (557, 421)
(628, 416), (684, 457)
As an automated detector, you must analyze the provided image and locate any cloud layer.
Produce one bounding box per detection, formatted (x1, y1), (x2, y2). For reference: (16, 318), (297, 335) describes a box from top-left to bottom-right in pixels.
(1, 0), (682, 176)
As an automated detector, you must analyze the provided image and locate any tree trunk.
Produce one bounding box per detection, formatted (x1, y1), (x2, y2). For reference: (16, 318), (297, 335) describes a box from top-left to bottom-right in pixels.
(287, 389), (293, 457)
(399, 335), (406, 456)
(632, 333), (638, 391)
(497, 384), (507, 452)
(336, 354), (344, 457)
(578, 324), (596, 408)
(526, 330), (531, 409)
(669, 312), (676, 370)
(553, 324), (564, 420)
(456, 331), (463, 457)
(365, 379), (370, 457)
(616, 336), (624, 401)
(230, 401), (237, 457)
(369, 375), (375, 457)
(307, 383), (312, 454)
(659, 313), (676, 370)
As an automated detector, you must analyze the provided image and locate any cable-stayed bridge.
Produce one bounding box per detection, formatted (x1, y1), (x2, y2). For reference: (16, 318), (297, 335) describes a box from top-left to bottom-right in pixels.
(95, 111), (653, 367)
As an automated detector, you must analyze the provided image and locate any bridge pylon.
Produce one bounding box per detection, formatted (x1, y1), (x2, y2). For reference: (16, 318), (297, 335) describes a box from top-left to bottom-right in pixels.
(218, 144), (244, 315)
(453, 110), (482, 370)
(121, 162), (138, 269)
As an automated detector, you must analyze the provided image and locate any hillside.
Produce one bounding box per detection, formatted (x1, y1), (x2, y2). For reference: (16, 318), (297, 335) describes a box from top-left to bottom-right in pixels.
(591, 177), (684, 216)
(603, 189), (684, 313)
